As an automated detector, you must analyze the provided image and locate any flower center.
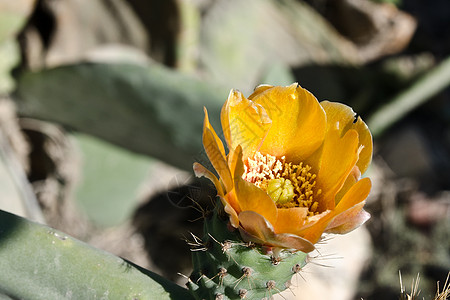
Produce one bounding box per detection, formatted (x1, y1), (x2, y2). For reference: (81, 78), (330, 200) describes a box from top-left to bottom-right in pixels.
(242, 152), (322, 216)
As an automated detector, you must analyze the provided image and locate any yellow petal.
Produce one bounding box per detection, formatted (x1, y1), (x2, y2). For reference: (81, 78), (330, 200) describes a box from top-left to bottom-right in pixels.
(235, 177), (277, 225)
(320, 101), (373, 175)
(249, 84), (326, 163)
(203, 107), (226, 158)
(251, 84), (274, 96)
(221, 89), (272, 159)
(193, 162), (224, 196)
(273, 207), (308, 235)
(203, 126), (233, 192)
(315, 129), (360, 211)
(228, 145), (245, 180)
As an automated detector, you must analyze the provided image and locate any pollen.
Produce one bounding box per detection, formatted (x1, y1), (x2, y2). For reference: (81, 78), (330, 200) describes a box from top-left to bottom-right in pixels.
(243, 152), (321, 216)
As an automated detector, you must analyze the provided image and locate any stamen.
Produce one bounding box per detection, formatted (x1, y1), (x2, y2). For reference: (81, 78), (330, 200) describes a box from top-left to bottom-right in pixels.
(243, 152), (321, 216)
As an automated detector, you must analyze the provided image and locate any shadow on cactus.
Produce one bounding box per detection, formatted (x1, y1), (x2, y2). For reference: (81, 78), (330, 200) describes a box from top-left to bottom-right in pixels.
(190, 83), (373, 299)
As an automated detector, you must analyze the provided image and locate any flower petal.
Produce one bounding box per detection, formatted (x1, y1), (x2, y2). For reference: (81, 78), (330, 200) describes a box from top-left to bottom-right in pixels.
(203, 107), (226, 158)
(335, 165), (360, 203)
(271, 233), (315, 253)
(296, 177), (371, 244)
(314, 128), (360, 211)
(273, 207), (308, 235)
(333, 177), (371, 214)
(238, 210), (275, 243)
(228, 145), (245, 180)
(222, 192), (240, 228)
(249, 84), (326, 163)
(235, 177), (277, 225)
(193, 162), (224, 196)
(326, 205), (370, 234)
(325, 178), (371, 234)
(320, 101), (373, 175)
(203, 125), (233, 192)
(221, 89), (272, 159)
(238, 211), (314, 252)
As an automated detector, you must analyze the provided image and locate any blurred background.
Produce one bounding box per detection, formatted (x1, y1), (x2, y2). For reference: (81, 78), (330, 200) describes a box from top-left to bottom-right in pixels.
(0, 0), (449, 299)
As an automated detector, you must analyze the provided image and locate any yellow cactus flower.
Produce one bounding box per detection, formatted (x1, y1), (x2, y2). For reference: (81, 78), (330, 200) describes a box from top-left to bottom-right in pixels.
(194, 83), (372, 253)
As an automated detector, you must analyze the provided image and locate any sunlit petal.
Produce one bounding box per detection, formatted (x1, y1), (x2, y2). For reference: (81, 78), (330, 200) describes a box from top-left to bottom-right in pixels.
(203, 107), (226, 158)
(203, 126), (233, 191)
(296, 178), (370, 243)
(335, 165), (360, 203)
(228, 145), (245, 180)
(320, 101), (373, 175)
(221, 89), (272, 159)
(273, 207), (308, 235)
(250, 84), (326, 163)
(333, 177), (371, 213)
(235, 178), (277, 225)
(315, 129), (360, 211)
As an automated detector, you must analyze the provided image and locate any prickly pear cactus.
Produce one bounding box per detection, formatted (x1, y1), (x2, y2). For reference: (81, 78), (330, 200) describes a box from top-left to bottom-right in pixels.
(188, 210), (307, 300)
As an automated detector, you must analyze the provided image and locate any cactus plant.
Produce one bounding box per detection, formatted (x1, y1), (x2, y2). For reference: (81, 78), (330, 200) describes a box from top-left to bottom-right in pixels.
(0, 209), (191, 300)
(188, 209), (307, 299)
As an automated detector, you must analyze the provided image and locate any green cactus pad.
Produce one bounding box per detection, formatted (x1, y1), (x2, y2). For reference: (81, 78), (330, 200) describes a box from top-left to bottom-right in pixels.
(188, 210), (308, 300)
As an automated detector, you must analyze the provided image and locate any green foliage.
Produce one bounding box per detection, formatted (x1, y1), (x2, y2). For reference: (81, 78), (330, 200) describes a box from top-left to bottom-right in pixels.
(74, 133), (154, 226)
(0, 209), (192, 300)
(15, 62), (226, 171)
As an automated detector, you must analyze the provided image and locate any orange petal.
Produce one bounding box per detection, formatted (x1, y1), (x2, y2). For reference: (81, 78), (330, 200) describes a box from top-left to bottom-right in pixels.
(249, 84), (326, 163)
(220, 89), (272, 159)
(315, 128), (360, 211)
(326, 205), (370, 234)
(333, 177), (371, 213)
(238, 210), (275, 243)
(235, 177), (277, 225)
(193, 162), (224, 196)
(320, 101), (373, 175)
(325, 178), (371, 234)
(203, 107), (226, 158)
(221, 193), (240, 228)
(270, 233), (315, 253)
(203, 126), (233, 192)
(335, 165), (360, 203)
(273, 207), (308, 235)
(228, 145), (245, 180)
(238, 211), (314, 252)
(294, 210), (333, 245)
(296, 178), (371, 244)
